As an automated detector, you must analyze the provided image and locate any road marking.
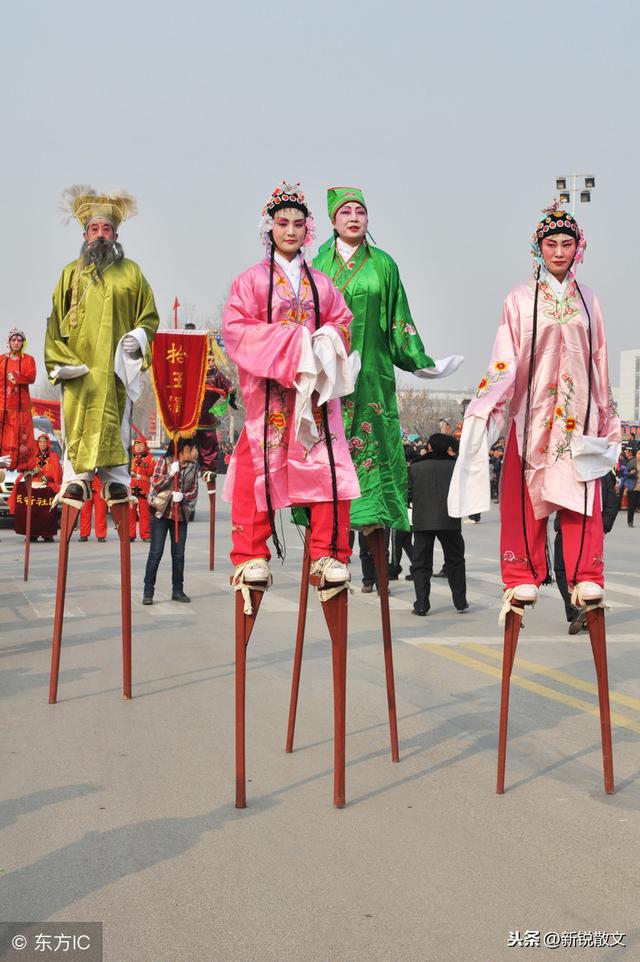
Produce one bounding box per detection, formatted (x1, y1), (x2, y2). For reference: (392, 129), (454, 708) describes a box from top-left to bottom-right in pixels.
(463, 641), (640, 713)
(416, 642), (640, 734)
(402, 634), (640, 646)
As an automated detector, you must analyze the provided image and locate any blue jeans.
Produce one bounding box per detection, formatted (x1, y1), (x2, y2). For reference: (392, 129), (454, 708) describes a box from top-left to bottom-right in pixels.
(143, 516), (188, 596)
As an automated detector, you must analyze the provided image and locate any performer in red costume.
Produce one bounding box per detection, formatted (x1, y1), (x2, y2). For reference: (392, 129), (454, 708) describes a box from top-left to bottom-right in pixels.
(129, 436), (154, 541)
(9, 432), (62, 541)
(79, 475), (108, 541)
(0, 328), (38, 471)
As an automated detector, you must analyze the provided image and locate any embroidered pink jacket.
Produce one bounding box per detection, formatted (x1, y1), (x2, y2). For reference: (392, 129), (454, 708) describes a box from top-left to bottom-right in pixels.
(222, 258), (360, 511)
(462, 278), (620, 519)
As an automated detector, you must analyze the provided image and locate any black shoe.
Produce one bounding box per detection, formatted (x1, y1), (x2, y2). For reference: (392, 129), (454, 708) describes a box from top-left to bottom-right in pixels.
(457, 604), (470, 613)
(142, 538), (151, 543)
(361, 584), (374, 593)
(172, 591), (191, 603)
(404, 573), (414, 581)
(107, 483), (128, 501)
(433, 568), (447, 579)
(98, 537), (106, 543)
(568, 610), (588, 635)
(130, 537), (136, 542)
(412, 608), (429, 617)
(388, 570), (401, 581)
(142, 595), (153, 605)
(79, 535), (89, 542)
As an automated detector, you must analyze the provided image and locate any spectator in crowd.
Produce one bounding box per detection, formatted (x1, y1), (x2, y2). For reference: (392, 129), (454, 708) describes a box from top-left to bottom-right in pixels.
(142, 437), (199, 604)
(555, 470), (620, 632)
(409, 432), (468, 616)
(621, 447), (639, 527)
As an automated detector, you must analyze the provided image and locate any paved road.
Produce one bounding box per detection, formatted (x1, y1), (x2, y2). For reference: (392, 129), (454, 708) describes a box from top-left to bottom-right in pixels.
(1, 493), (639, 962)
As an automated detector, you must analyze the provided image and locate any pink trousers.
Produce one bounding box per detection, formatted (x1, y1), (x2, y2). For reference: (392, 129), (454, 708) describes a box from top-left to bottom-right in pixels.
(230, 430), (352, 565)
(500, 430), (604, 589)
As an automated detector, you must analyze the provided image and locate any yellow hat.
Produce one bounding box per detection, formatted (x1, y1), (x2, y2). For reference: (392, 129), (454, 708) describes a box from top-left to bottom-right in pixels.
(60, 184), (138, 231)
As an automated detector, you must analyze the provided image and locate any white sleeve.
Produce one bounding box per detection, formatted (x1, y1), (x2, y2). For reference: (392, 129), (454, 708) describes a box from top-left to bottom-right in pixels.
(447, 415), (491, 517)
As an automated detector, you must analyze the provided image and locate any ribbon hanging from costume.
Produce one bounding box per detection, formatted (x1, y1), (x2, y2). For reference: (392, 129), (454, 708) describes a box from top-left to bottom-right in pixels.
(151, 330), (208, 438)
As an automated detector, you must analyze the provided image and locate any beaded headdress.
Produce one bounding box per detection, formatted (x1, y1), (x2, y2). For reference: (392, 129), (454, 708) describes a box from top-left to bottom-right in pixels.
(259, 181), (315, 254)
(531, 200), (586, 275)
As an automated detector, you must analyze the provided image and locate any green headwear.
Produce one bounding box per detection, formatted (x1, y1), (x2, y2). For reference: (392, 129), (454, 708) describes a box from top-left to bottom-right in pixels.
(327, 186), (367, 221)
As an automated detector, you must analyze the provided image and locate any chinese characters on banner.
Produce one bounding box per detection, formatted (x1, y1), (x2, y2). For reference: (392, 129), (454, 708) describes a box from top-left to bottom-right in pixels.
(31, 398), (61, 430)
(151, 331), (208, 438)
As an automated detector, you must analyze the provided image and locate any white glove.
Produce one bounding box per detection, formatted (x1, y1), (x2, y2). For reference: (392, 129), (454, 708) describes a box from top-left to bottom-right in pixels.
(172, 491), (184, 503)
(50, 364), (89, 381)
(0, 455), (11, 468)
(413, 355), (464, 380)
(169, 461), (180, 477)
(122, 333), (142, 355)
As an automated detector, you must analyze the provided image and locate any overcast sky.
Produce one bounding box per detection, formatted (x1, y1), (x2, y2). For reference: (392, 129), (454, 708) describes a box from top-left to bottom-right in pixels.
(2, 0), (638, 391)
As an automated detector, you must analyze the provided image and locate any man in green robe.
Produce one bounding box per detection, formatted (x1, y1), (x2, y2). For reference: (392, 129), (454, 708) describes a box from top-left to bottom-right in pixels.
(313, 186), (462, 537)
(45, 187), (159, 506)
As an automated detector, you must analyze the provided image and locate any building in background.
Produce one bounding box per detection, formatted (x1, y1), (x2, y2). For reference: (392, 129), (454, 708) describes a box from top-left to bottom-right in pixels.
(618, 349), (640, 421)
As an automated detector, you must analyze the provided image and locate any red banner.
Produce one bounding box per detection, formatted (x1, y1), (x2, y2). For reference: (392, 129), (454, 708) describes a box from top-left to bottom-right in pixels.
(151, 330), (208, 438)
(32, 398), (61, 430)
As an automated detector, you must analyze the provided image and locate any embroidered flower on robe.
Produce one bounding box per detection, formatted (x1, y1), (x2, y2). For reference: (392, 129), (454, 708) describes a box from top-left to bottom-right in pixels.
(475, 361), (509, 398)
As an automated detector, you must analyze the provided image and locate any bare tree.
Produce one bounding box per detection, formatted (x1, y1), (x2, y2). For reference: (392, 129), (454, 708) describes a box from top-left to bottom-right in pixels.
(396, 387), (464, 438)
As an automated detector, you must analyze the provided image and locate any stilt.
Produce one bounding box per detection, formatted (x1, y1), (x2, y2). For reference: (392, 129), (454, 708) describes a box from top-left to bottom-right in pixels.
(285, 528), (311, 753)
(48, 503), (80, 704)
(234, 582), (266, 809)
(367, 528), (400, 762)
(496, 606), (524, 793)
(23, 473), (33, 582)
(111, 502), (132, 700)
(310, 573), (349, 808)
(586, 607), (615, 794)
(207, 478), (216, 571)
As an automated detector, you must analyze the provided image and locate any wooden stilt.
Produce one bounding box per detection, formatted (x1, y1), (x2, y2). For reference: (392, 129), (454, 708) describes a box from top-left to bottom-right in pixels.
(496, 607), (524, 794)
(310, 574), (349, 808)
(367, 528), (400, 762)
(111, 502), (132, 700)
(48, 503), (80, 704)
(285, 528), (311, 753)
(207, 478), (216, 571)
(586, 607), (615, 794)
(23, 474), (33, 582)
(234, 582), (266, 809)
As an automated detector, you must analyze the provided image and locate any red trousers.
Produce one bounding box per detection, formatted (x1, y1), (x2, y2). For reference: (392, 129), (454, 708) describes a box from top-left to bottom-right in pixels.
(230, 430), (351, 565)
(129, 495), (151, 540)
(500, 430), (604, 589)
(79, 489), (108, 539)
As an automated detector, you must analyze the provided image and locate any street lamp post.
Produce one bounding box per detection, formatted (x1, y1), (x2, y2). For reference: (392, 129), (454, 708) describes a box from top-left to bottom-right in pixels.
(555, 173), (596, 215)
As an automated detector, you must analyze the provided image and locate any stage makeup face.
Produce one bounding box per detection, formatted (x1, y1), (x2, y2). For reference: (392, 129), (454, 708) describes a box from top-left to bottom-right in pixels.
(332, 202), (368, 245)
(271, 208), (307, 262)
(540, 235), (577, 281)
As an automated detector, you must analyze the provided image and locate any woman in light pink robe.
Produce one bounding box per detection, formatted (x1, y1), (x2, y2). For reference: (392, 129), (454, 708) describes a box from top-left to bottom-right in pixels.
(449, 205), (620, 595)
(222, 184), (360, 569)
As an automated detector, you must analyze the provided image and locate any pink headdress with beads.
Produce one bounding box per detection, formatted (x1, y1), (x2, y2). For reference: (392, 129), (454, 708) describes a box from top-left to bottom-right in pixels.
(259, 181), (316, 255)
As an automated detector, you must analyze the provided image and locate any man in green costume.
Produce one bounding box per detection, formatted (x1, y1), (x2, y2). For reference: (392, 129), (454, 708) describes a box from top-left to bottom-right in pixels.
(45, 187), (159, 507)
(313, 186), (462, 541)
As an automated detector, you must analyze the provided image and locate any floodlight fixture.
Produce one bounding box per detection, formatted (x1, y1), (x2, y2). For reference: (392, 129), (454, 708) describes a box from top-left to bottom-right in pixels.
(585, 176), (595, 189)
(580, 190), (591, 203)
(556, 178), (567, 190)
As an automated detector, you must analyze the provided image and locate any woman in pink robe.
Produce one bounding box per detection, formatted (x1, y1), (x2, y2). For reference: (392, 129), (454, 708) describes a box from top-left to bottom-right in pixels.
(222, 182), (360, 589)
(449, 204), (620, 608)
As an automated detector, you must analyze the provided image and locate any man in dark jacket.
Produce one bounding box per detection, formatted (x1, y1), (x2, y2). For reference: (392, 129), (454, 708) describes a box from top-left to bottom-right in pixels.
(408, 433), (468, 616)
